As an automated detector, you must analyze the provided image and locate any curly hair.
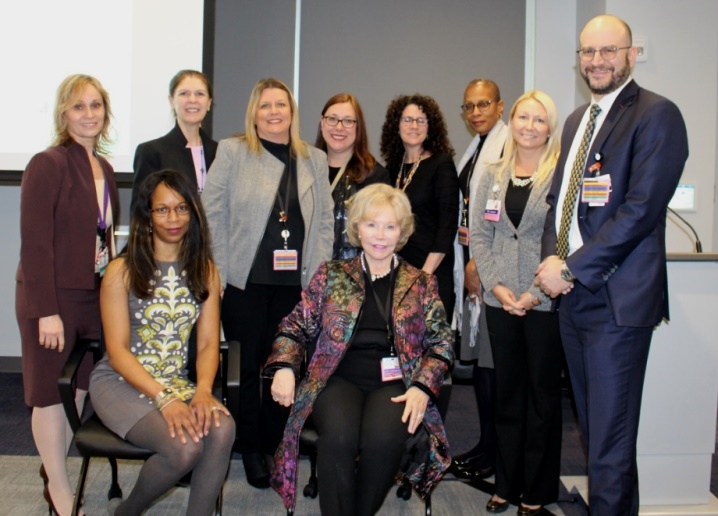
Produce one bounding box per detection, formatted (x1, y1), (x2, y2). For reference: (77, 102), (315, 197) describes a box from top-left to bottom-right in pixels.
(315, 93), (377, 184)
(380, 94), (454, 173)
(125, 169), (213, 302)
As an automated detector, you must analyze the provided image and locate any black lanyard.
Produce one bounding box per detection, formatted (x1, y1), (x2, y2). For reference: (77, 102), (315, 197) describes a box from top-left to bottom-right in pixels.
(362, 254), (397, 355)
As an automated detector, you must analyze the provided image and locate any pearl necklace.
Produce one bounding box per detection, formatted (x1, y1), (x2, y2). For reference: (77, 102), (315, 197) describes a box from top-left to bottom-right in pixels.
(361, 252), (398, 281)
(510, 170), (535, 187)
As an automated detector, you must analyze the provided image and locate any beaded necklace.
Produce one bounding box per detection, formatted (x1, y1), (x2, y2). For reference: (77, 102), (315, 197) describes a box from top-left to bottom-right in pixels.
(361, 251), (398, 281)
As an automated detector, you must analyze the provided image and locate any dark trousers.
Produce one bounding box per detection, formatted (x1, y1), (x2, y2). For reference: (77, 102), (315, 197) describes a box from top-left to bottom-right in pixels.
(559, 283), (652, 516)
(312, 376), (407, 516)
(485, 305), (563, 506)
(221, 282), (301, 454)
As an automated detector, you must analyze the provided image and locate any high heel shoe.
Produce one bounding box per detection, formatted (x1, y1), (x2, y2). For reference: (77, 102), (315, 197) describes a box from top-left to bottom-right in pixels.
(40, 464), (49, 484)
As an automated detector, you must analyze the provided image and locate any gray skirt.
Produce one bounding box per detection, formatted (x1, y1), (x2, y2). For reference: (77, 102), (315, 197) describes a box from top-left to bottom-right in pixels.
(89, 356), (160, 438)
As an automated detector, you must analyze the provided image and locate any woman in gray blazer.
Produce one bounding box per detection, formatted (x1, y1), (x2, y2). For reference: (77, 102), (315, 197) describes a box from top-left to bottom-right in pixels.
(470, 91), (563, 515)
(202, 78), (333, 489)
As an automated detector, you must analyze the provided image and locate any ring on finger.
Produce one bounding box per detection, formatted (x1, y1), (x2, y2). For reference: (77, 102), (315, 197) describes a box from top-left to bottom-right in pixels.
(211, 406), (219, 411)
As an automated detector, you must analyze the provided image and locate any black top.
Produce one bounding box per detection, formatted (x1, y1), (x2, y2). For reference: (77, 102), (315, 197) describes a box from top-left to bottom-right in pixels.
(248, 139), (305, 286)
(505, 180), (533, 228)
(329, 163), (390, 260)
(131, 123), (218, 212)
(389, 153), (459, 273)
(334, 273), (400, 390)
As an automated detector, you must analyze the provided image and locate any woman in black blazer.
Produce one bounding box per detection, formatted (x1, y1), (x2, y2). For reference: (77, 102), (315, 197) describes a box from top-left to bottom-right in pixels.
(131, 70), (218, 211)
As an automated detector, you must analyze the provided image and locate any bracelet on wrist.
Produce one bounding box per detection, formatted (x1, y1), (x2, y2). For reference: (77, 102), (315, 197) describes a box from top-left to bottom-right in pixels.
(159, 396), (180, 412)
(154, 387), (176, 409)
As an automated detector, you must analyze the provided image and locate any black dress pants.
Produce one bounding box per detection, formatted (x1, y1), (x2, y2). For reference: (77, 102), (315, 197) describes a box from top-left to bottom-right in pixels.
(485, 305), (563, 506)
(312, 376), (408, 516)
(221, 282), (301, 454)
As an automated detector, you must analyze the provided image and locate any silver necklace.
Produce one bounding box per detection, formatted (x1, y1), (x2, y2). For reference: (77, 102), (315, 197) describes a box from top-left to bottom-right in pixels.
(361, 252), (397, 281)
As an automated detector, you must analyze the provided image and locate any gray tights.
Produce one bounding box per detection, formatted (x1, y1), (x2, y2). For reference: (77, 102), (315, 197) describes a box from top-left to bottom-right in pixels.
(116, 407), (235, 516)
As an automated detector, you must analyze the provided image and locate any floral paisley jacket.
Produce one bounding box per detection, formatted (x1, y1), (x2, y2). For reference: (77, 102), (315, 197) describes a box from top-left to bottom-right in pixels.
(264, 255), (454, 510)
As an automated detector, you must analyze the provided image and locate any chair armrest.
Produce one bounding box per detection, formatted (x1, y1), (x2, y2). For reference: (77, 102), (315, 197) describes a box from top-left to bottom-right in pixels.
(59, 339), (100, 433)
(223, 340), (241, 426)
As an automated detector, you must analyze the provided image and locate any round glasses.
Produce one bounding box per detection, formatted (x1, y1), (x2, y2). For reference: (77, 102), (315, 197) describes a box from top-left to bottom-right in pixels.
(322, 115), (357, 128)
(461, 100), (496, 114)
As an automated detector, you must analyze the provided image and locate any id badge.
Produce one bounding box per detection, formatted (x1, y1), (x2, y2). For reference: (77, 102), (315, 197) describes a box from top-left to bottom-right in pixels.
(273, 249), (298, 270)
(458, 226), (469, 246)
(95, 245), (109, 277)
(582, 174), (611, 206)
(484, 199), (501, 222)
(380, 356), (402, 382)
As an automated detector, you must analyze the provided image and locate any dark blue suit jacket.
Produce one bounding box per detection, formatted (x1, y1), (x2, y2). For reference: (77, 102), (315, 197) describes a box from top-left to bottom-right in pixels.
(541, 80), (689, 327)
(130, 123), (218, 212)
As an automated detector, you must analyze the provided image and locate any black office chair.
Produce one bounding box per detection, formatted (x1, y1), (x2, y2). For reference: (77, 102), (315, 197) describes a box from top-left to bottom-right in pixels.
(59, 338), (240, 516)
(291, 378), (452, 516)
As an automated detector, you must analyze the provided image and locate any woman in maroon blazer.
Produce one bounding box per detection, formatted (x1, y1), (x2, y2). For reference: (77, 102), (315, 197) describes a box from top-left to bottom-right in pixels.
(16, 74), (119, 516)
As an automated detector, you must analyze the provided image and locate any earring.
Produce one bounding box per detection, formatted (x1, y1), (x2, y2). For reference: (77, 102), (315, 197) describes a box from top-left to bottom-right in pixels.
(149, 225), (153, 234)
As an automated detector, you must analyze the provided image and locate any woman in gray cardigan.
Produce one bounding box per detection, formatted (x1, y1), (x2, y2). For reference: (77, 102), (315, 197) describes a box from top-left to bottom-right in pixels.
(202, 78), (333, 489)
(470, 91), (563, 515)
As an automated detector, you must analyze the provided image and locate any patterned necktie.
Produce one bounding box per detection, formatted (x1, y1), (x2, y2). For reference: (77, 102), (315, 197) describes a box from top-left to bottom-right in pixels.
(556, 104), (602, 258)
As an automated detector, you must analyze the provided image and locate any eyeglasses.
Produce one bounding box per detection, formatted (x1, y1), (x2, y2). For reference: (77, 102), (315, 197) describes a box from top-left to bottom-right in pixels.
(400, 116), (428, 126)
(322, 115), (357, 128)
(576, 46), (631, 61)
(151, 204), (191, 217)
(461, 100), (496, 114)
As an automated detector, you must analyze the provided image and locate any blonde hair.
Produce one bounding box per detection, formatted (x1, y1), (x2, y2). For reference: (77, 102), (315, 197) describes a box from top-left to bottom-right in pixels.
(241, 78), (308, 158)
(346, 184), (414, 251)
(496, 90), (559, 186)
(52, 74), (112, 154)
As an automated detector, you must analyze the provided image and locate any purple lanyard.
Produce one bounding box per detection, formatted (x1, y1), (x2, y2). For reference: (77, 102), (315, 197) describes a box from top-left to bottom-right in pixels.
(97, 179), (110, 230)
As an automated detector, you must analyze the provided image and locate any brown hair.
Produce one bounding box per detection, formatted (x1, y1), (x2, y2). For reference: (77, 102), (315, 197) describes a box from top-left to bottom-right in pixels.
(315, 93), (377, 183)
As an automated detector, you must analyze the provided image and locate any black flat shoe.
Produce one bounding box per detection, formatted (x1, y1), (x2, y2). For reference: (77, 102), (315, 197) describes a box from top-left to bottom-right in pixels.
(242, 452), (270, 489)
(453, 463), (495, 480)
(517, 505), (549, 515)
(486, 498), (510, 513)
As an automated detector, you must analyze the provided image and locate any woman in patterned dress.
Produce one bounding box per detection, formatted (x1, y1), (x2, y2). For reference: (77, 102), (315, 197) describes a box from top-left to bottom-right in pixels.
(89, 170), (235, 515)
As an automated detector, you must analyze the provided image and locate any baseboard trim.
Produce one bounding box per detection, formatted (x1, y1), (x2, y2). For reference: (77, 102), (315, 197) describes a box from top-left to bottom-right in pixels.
(0, 356), (22, 373)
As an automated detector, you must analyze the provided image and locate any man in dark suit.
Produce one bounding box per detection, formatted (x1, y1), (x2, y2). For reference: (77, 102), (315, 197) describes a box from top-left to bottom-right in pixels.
(535, 14), (689, 515)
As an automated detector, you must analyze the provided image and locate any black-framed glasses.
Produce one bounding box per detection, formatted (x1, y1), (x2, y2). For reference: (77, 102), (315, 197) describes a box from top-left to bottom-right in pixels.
(461, 100), (496, 114)
(151, 204), (191, 217)
(322, 115), (357, 128)
(576, 46), (631, 61)
(400, 116), (428, 126)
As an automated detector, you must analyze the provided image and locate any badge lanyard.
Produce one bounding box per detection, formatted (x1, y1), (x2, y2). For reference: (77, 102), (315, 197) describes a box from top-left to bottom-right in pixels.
(198, 147), (207, 193)
(461, 146), (482, 227)
(96, 179), (110, 246)
(362, 253), (397, 355)
(330, 156), (351, 193)
(275, 159), (294, 249)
